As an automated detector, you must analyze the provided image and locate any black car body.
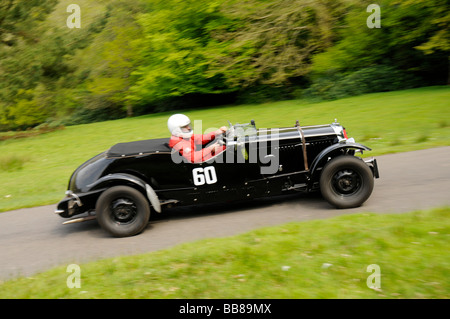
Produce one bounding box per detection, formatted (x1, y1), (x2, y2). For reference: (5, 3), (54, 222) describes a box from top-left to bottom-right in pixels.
(56, 120), (379, 237)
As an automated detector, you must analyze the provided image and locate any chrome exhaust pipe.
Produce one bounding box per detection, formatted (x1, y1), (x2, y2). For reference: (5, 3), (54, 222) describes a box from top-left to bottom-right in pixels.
(62, 215), (96, 225)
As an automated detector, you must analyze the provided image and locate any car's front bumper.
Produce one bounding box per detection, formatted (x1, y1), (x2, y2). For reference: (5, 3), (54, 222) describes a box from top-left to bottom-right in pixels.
(364, 158), (380, 179)
(55, 189), (104, 218)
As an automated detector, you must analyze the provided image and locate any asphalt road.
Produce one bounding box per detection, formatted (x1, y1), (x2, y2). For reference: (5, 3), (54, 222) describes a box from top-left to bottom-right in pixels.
(1, 147), (449, 280)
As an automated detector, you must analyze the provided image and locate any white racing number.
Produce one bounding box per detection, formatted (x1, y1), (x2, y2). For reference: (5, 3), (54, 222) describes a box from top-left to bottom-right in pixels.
(192, 167), (218, 186)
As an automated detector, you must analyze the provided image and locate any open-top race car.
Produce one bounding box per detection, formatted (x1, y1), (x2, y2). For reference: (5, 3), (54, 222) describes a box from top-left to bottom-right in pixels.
(56, 119), (379, 237)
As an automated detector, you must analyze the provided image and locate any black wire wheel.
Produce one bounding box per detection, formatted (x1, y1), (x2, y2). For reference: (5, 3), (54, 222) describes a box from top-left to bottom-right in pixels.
(320, 155), (374, 209)
(96, 186), (150, 237)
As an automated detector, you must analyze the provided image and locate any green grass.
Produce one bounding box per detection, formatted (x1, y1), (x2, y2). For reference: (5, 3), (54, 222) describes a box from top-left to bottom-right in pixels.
(0, 86), (449, 212)
(0, 206), (448, 299)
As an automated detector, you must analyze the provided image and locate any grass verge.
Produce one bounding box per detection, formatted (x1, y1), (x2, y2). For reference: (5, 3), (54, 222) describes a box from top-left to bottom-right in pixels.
(0, 206), (448, 299)
(0, 86), (449, 212)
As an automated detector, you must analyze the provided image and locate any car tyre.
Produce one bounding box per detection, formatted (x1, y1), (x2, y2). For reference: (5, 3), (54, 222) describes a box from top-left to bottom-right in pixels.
(96, 186), (150, 237)
(320, 155), (374, 209)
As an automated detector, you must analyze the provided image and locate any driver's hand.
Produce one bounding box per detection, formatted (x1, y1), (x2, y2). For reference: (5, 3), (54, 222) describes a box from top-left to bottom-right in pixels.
(211, 142), (223, 154)
(215, 126), (228, 135)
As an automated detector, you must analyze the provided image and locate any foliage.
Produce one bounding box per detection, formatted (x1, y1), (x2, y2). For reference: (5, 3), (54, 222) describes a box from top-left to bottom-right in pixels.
(310, 0), (450, 85)
(84, 0), (146, 117)
(0, 0), (58, 46)
(305, 65), (420, 101)
(127, 0), (233, 112)
(205, 0), (351, 87)
(0, 0), (109, 130)
(0, 0), (448, 130)
(128, 0), (353, 108)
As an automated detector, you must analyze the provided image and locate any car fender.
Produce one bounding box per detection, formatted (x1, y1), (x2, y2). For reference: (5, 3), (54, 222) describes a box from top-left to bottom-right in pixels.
(87, 173), (161, 213)
(310, 142), (372, 179)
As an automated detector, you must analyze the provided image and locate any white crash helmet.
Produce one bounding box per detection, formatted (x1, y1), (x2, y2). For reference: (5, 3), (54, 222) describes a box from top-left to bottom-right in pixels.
(167, 114), (193, 138)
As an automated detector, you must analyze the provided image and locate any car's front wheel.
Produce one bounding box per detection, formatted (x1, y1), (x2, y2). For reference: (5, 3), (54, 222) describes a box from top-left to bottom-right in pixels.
(96, 186), (150, 237)
(320, 155), (374, 209)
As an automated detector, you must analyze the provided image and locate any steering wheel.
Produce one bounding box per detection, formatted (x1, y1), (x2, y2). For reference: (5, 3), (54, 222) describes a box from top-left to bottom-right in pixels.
(214, 127), (227, 146)
(213, 121), (233, 147)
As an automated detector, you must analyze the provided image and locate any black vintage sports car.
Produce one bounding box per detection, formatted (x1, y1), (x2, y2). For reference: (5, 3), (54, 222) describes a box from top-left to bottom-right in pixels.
(56, 119), (379, 237)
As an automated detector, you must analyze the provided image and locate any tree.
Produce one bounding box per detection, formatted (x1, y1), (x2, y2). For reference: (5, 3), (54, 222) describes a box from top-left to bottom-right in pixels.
(310, 0), (449, 85)
(0, 0), (58, 46)
(0, 0), (58, 129)
(86, 0), (146, 117)
(408, 0), (450, 84)
(206, 0), (352, 87)
(128, 0), (353, 107)
(128, 0), (232, 110)
(0, 0), (110, 129)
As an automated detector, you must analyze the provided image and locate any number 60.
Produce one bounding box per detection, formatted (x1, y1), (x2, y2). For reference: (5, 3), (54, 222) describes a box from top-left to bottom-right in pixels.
(192, 167), (217, 186)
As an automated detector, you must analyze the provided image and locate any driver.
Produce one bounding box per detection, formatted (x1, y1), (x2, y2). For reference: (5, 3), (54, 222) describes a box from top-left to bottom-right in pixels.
(168, 114), (227, 163)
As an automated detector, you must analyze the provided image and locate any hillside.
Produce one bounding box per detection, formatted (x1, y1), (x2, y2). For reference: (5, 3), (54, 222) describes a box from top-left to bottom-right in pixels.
(0, 86), (449, 212)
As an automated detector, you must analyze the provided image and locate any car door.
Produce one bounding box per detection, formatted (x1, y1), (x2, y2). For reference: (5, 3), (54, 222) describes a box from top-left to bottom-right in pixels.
(185, 142), (267, 203)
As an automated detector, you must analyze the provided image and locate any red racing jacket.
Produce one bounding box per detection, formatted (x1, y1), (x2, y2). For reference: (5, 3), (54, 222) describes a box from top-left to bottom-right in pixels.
(169, 131), (225, 163)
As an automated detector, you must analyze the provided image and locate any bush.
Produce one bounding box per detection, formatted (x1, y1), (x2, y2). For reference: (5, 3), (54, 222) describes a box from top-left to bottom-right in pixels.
(0, 155), (30, 172)
(59, 97), (126, 126)
(305, 65), (420, 101)
(236, 85), (296, 104)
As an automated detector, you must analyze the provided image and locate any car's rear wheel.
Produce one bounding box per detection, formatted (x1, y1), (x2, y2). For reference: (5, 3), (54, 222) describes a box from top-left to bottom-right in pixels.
(96, 186), (150, 237)
(320, 155), (374, 209)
